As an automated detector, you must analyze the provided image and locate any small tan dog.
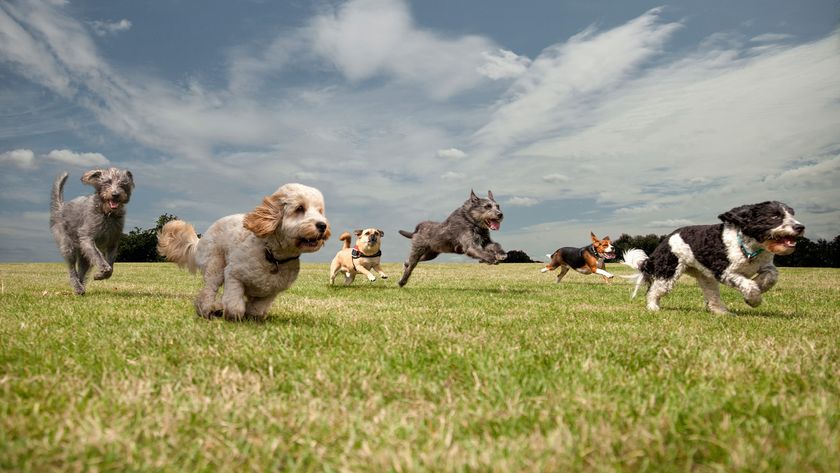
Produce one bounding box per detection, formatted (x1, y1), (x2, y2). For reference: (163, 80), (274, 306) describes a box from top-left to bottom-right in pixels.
(329, 228), (387, 285)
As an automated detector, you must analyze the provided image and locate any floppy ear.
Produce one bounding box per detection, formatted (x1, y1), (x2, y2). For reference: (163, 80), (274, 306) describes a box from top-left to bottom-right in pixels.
(243, 192), (285, 238)
(469, 189), (479, 202)
(487, 190), (495, 201)
(377, 229), (384, 237)
(718, 204), (753, 227)
(125, 170), (135, 189)
(81, 170), (103, 186)
(354, 229), (363, 236)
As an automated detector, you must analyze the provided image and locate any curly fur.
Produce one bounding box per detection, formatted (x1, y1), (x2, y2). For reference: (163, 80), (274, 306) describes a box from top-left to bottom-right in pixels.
(157, 183), (330, 321)
(49, 168), (134, 295)
(622, 201), (805, 314)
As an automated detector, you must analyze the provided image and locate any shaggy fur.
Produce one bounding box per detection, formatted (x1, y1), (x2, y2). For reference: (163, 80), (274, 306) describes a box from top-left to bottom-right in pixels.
(622, 201), (805, 314)
(50, 168), (134, 295)
(157, 183), (330, 321)
(542, 232), (616, 283)
(329, 228), (387, 285)
(397, 190), (506, 287)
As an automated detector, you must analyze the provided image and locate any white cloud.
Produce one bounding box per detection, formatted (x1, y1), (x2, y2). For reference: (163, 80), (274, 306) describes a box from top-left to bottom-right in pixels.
(441, 171), (464, 181)
(309, 0), (497, 99)
(0, 148), (35, 169)
(477, 49), (531, 80)
(89, 19), (132, 37)
(507, 196), (539, 207)
(542, 173), (569, 183)
(46, 149), (109, 166)
(436, 147), (467, 160)
(750, 33), (794, 43)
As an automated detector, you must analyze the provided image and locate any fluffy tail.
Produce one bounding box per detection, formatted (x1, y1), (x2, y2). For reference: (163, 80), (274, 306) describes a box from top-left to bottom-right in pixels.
(339, 231), (352, 250)
(621, 248), (649, 298)
(398, 229), (414, 239)
(157, 220), (199, 273)
(50, 172), (69, 227)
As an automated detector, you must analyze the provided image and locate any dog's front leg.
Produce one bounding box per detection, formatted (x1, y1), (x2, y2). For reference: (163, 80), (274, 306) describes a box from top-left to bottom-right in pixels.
(465, 246), (499, 264)
(595, 267), (614, 282)
(373, 264), (388, 279)
(723, 273), (762, 308)
(221, 275), (247, 321)
(754, 264), (779, 293)
(79, 237), (111, 280)
(355, 264), (377, 282)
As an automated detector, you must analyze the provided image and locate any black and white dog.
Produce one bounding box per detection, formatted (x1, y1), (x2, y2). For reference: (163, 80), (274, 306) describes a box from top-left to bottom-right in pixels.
(622, 201), (804, 314)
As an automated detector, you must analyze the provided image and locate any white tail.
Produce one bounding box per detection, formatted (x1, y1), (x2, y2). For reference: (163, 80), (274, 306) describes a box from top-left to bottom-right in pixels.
(621, 248), (649, 298)
(157, 220), (199, 273)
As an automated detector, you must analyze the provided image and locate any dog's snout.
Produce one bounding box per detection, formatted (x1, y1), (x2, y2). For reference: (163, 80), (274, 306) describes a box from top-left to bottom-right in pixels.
(315, 221), (327, 233)
(111, 192), (121, 199)
(793, 224), (805, 233)
(497, 212), (504, 220)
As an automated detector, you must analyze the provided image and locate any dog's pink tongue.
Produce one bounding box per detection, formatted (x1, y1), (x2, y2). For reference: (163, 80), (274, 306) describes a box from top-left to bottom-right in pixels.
(108, 201), (119, 209)
(489, 220), (500, 231)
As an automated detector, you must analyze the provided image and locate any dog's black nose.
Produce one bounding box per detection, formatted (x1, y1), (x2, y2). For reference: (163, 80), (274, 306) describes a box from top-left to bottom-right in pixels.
(111, 192), (121, 199)
(793, 224), (805, 233)
(497, 212), (504, 220)
(315, 222), (327, 233)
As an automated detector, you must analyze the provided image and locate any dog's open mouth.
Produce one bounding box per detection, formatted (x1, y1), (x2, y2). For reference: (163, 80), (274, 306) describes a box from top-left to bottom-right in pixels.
(485, 219), (501, 231)
(107, 201), (120, 210)
(296, 237), (324, 251)
(765, 236), (798, 255)
(603, 251), (616, 259)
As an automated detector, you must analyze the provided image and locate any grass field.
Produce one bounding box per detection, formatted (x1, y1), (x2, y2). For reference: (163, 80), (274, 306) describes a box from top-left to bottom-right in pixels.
(1, 262), (838, 472)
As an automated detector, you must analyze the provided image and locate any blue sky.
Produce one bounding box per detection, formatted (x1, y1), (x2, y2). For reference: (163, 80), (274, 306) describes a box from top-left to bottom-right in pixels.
(1, 0), (838, 263)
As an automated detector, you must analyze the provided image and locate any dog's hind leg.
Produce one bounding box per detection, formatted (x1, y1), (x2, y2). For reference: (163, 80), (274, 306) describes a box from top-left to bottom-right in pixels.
(65, 253), (86, 295)
(694, 273), (728, 314)
(398, 246), (434, 287)
(555, 266), (570, 283)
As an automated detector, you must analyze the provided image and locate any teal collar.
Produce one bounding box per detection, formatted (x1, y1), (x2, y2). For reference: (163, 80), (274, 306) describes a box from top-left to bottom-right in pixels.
(737, 232), (764, 259)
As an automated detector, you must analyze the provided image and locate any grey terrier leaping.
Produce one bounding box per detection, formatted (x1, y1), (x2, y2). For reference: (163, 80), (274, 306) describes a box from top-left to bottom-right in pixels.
(50, 168), (134, 295)
(397, 190), (506, 287)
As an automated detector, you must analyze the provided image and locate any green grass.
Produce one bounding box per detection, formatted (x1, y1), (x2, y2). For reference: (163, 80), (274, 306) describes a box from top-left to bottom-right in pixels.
(1, 262), (838, 472)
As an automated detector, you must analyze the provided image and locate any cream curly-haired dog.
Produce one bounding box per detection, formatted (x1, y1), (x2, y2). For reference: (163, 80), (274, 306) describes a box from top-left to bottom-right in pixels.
(157, 183), (330, 321)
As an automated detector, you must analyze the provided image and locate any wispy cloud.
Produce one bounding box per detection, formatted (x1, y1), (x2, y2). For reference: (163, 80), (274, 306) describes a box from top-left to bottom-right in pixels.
(507, 196), (539, 207)
(89, 19), (132, 37)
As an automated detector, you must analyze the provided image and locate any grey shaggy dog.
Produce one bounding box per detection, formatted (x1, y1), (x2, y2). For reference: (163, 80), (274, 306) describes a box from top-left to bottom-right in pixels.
(397, 190), (506, 287)
(50, 168), (135, 295)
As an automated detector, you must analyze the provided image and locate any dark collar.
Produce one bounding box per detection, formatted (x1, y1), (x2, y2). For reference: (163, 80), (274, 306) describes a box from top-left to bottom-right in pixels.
(352, 247), (382, 259)
(265, 248), (300, 273)
(583, 244), (604, 259)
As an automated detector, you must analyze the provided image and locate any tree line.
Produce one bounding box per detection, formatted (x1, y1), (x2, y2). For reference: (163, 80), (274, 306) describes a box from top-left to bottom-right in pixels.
(117, 214), (840, 267)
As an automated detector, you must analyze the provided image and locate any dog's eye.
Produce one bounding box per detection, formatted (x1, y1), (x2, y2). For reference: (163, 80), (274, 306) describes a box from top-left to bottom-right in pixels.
(294, 206), (305, 214)
(484, 204), (492, 209)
